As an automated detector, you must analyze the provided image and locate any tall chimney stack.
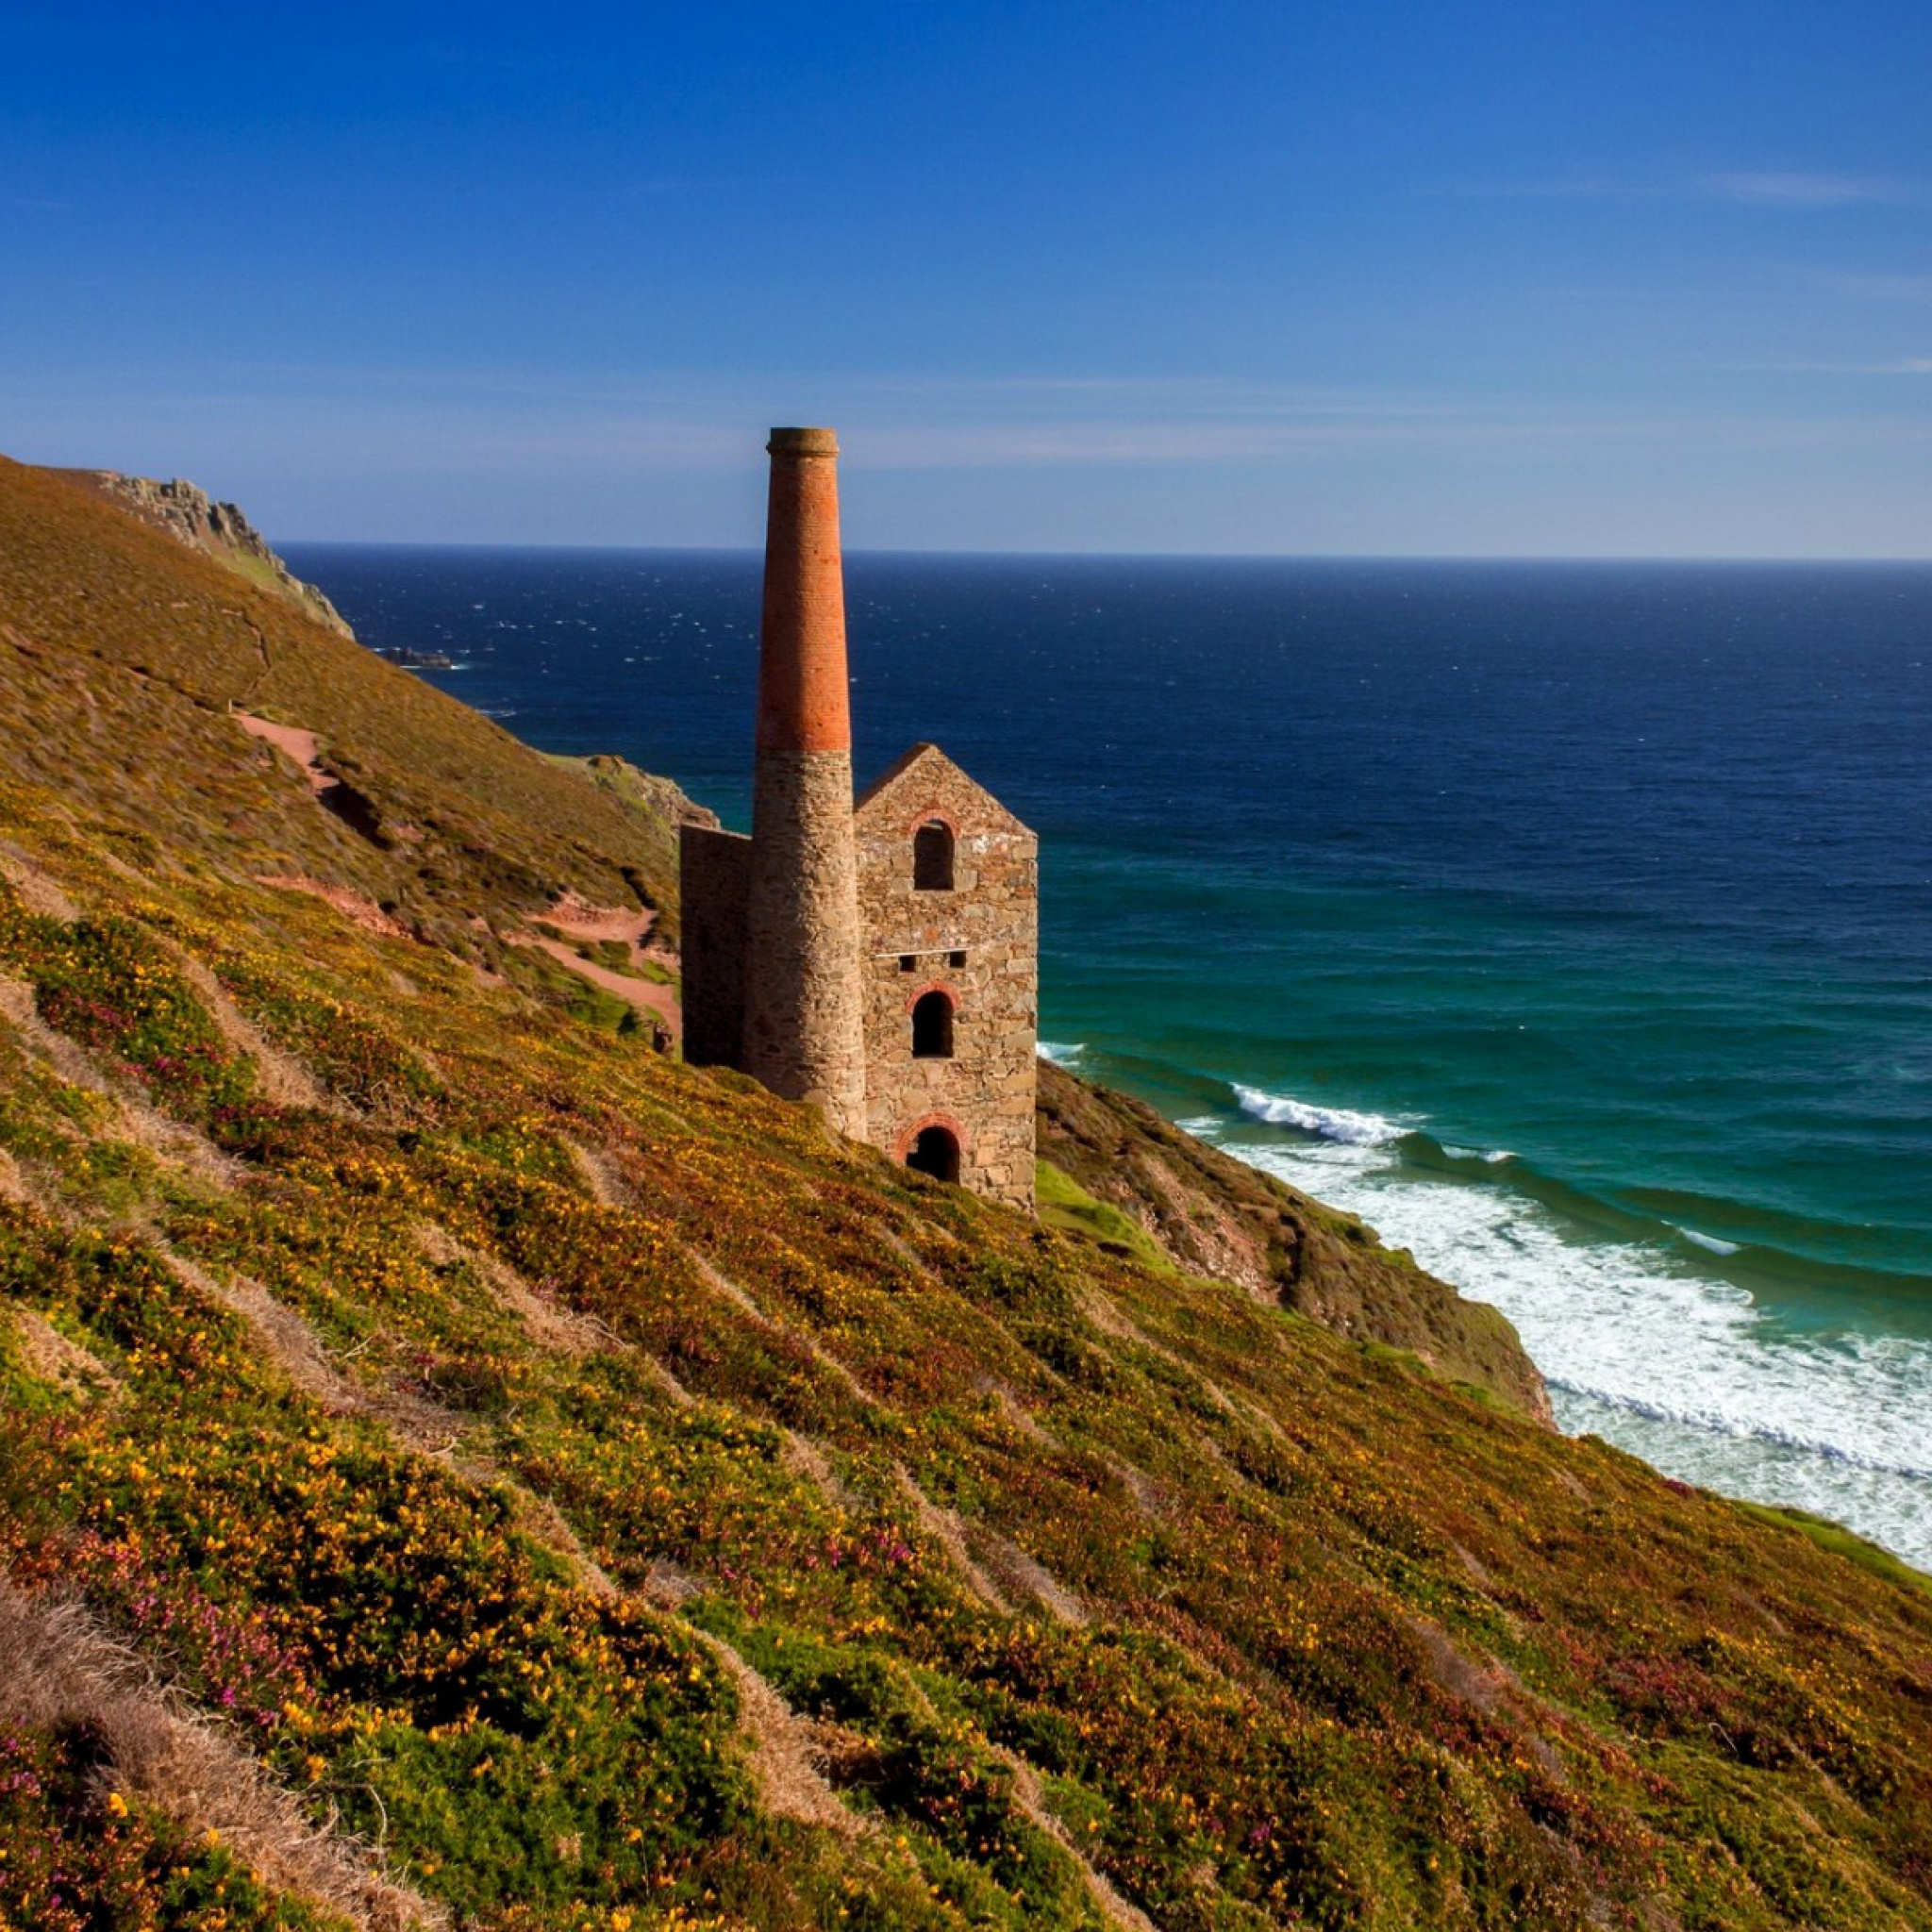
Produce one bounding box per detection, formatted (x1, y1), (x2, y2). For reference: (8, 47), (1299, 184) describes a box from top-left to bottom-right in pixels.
(739, 427), (869, 1136)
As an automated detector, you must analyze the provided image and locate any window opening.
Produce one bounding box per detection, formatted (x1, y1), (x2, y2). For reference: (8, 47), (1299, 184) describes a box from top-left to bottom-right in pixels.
(899, 955), (916, 972)
(947, 949), (967, 968)
(913, 821), (955, 891)
(911, 990), (955, 1059)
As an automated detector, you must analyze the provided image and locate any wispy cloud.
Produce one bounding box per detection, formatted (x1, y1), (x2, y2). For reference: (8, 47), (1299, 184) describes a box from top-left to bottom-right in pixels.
(1436, 169), (1920, 209)
(1817, 271), (1932, 303)
(1430, 175), (1634, 201)
(1702, 171), (1913, 208)
(1773, 356), (1932, 375)
(16, 360), (1927, 495)
(8, 195), (72, 213)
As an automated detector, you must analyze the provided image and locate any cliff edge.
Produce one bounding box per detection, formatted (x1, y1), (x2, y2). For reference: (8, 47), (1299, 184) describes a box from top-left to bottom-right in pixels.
(2, 452), (1927, 1932)
(1037, 1058), (1551, 1419)
(55, 469), (356, 637)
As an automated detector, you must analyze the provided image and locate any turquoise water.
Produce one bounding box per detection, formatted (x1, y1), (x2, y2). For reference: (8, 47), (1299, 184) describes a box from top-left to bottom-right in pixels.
(290, 546), (1932, 1565)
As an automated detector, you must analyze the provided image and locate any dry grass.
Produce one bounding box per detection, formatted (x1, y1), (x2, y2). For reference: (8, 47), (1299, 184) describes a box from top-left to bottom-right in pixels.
(0, 976), (239, 1190)
(891, 1467), (1012, 1615)
(991, 1747), (1159, 1932)
(8, 1306), (120, 1401)
(692, 1630), (858, 1837)
(177, 953), (334, 1112)
(975, 1530), (1089, 1627)
(0, 1579), (443, 1931)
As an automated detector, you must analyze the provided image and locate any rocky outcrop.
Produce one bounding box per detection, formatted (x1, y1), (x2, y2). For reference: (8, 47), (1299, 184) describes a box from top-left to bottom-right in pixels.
(566, 752), (720, 833)
(1036, 1057), (1553, 1420)
(60, 471), (353, 638)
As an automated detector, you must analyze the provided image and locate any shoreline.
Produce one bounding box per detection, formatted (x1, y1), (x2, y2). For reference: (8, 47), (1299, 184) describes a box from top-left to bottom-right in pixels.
(1044, 1040), (1932, 1574)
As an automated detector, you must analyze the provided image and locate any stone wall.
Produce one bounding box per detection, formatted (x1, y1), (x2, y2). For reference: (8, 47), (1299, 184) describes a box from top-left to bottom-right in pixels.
(678, 824), (751, 1068)
(854, 744), (1038, 1209)
(740, 748), (869, 1140)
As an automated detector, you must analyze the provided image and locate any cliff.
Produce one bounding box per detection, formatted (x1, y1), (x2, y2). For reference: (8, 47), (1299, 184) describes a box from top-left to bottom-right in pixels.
(1037, 1059), (1552, 1422)
(57, 468), (356, 638)
(1, 453), (1928, 1932)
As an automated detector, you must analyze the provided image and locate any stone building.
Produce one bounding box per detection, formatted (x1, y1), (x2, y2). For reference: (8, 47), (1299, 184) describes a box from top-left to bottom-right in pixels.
(681, 429), (1038, 1209)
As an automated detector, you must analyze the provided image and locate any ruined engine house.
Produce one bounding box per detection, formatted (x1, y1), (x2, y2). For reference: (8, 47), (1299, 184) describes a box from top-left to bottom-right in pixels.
(680, 428), (1038, 1209)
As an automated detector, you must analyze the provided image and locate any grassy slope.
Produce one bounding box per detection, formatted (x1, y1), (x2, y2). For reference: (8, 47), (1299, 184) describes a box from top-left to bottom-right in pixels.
(49, 466), (356, 638)
(1, 460), (1929, 1932)
(1037, 1063), (1551, 1421)
(0, 456), (684, 954)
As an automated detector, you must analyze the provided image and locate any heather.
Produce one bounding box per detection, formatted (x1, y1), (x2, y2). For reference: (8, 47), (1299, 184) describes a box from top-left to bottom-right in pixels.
(1, 461), (1929, 1929)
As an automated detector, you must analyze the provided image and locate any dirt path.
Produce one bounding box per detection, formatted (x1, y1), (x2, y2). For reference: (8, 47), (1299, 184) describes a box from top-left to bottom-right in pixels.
(255, 874), (412, 943)
(235, 710), (332, 794)
(513, 892), (682, 1042)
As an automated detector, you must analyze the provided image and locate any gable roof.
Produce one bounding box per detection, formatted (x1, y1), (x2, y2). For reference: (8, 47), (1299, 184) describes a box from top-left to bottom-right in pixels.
(854, 741), (1032, 839)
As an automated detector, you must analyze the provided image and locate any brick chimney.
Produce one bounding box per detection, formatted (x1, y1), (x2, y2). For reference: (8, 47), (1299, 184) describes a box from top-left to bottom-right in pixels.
(739, 428), (868, 1136)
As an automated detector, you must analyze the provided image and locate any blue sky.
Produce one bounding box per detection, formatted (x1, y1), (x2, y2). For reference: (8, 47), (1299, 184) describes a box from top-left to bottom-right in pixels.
(5, 1), (1929, 554)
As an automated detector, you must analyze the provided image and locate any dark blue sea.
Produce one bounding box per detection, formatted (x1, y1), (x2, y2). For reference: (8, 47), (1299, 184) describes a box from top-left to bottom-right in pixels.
(287, 545), (1932, 1567)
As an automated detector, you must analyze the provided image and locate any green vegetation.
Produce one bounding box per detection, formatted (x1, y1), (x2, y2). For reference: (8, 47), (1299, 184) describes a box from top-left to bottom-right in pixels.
(1736, 1501), (1932, 1601)
(1037, 1158), (1174, 1272)
(1, 457), (1929, 1930)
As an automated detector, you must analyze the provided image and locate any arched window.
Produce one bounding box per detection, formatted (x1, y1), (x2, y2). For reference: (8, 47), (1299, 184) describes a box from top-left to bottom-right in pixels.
(911, 989), (954, 1058)
(913, 821), (955, 891)
(907, 1124), (960, 1184)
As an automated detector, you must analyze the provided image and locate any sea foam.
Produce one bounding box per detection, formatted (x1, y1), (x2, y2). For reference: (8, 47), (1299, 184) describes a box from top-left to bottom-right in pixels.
(1233, 1084), (1407, 1147)
(1220, 1115), (1932, 1571)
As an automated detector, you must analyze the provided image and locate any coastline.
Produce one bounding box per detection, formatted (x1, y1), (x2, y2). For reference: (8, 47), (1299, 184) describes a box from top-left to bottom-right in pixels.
(284, 541), (1932, 1574)
(1041, 1040), (1932, 1574)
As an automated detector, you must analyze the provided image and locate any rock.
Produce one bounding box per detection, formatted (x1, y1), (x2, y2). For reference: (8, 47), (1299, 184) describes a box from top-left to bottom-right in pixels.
(65, 471), (354, 638)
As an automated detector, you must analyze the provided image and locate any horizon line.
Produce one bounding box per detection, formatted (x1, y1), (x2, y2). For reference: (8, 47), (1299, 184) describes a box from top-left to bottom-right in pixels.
(276, 537), (1932, 567)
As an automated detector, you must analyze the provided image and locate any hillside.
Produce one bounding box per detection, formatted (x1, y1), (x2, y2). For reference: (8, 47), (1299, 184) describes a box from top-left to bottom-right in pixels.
(1036, 1063), (1550, 1422)
(53, 471), (356, 640)
(0, 458), (689, 956)
(1, 457), (1930, 1932)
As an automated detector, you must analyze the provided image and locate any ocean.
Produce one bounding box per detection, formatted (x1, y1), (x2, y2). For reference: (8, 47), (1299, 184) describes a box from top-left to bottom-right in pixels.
(286, 544), (1932, 1569)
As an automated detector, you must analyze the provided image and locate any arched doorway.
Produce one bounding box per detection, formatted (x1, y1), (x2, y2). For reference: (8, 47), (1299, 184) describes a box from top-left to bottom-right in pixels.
(906, 1124), (961, 1184)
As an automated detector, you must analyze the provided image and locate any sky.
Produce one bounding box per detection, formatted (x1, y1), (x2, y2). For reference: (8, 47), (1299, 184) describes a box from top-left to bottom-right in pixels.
(4, 0), (1930, 556)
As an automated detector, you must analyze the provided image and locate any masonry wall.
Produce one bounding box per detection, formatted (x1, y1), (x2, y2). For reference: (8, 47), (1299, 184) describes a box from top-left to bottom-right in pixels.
(855, 757), (1038, 1209)
(678, 824), (751, 1068)
(740, 749), (869, 1140)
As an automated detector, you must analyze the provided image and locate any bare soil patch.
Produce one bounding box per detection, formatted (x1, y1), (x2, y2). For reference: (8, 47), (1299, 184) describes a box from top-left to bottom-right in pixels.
(234, 710), (328, 791)
(514, 892), (682, 1041)
(255, 874), (411, 943)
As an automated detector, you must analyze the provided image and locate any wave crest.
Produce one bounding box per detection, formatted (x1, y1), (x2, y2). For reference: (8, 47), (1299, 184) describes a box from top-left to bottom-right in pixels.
(1546, 1376), (1932, 1484)
(1233, 1084), (1407, 1147)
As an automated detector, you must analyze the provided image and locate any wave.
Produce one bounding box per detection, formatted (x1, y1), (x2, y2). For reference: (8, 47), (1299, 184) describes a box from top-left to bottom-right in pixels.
(1674, 1224), (1741, 1257)
(1062, 1055), (1932, 1567)
(1038, 1041), (1085, 1065)
(1233, 1083), (1407, 1147)
(1391, 1129), (1932, 1305)
(1542, 1374), (1932, 1484)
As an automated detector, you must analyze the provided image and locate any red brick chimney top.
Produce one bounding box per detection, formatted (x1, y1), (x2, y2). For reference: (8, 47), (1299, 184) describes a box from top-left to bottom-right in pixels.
(758, 426), (849, 754)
